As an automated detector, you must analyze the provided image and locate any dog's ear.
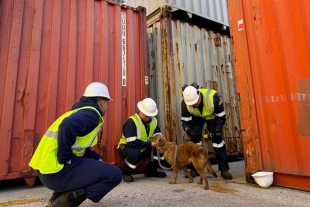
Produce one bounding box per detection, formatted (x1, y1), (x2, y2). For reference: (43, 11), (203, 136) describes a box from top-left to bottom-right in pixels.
(150, 135), (160, 143)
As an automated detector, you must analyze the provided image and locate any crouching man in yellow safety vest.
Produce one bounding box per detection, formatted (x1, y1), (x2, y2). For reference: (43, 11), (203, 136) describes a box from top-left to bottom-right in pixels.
(117, 98), (168, 182)
(29, 82), (122, 207)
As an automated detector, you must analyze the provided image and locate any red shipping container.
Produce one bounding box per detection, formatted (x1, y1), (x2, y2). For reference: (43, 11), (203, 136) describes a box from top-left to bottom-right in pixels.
(227, 0), (310, 191)
(0, 0), (148, 186)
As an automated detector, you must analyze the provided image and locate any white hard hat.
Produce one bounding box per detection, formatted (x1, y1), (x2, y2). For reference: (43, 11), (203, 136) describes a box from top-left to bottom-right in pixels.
(137, 98), (158, 117)
(83, 82), (113, 101)
(183, 86), (199, 105)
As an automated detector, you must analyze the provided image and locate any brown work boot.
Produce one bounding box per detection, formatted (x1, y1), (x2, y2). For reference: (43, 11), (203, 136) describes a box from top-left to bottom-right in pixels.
(221, 170), (233, 180)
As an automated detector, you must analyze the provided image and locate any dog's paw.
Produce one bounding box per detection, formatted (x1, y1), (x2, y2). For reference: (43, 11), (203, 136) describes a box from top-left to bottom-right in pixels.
(204, 186), (210, 190)
(169, 181), (176, 184)
(188, 179), (193, 183)
(197, 181), (203, 184)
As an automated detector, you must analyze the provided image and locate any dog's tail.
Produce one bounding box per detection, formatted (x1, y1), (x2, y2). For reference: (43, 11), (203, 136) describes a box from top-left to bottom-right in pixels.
(205, 160), (217, 178)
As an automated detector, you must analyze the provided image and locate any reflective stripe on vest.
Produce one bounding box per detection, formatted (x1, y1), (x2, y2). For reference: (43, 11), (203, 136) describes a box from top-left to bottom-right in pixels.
(181, 116), (192, 121)
(29, 106), (103, 174)
(43, 107), (102, 156)
(117, 113), (157, 152)
(186, 89), (216, 120)
(44, 125), (101, 155)
(45, 130), (58, 138)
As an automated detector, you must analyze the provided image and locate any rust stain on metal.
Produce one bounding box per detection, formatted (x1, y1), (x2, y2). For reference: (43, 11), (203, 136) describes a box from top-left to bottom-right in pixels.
(297, 79), (310, 136)
(160, 11), (177, 143)
(206, 80), (218, 91)
(214, 34), (222, 47)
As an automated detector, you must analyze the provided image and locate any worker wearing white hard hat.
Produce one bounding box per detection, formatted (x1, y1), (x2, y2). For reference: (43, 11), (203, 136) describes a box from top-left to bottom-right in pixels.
(181, 83), (232, 180)
(117, 98), (167, 182)
(29, 82), (122, 206)
(137, 97), (158, 116)
(83, 82), (113, 100)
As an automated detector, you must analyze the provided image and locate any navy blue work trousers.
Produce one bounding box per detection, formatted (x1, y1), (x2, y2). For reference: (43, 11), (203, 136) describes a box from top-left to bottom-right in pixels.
(38, 157), (122, 203)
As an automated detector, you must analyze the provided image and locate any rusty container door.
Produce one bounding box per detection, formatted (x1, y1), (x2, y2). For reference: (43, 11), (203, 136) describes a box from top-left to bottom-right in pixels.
(0, 0), (148, 186)
(147, 10), (242, 158)
(227, 0), (310, 191)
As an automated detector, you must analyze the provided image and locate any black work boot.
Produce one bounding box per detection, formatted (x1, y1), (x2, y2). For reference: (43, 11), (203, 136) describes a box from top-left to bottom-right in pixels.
(123, 174), (134, 182)
(144, 161), (166, 178)
(120, 163), (135, 182)
(51, 188), (86, 207)
(185, 169), (199, 178)
(46, 191), (62, 207)
(144, 170), (166, 178)
(221, 170), (233, 180)
(185, 163), (199, 178)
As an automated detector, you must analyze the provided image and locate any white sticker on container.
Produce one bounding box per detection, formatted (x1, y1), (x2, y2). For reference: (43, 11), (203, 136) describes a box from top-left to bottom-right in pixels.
(238, 19), (244, 31)
(121, 12), (126, 86)
(145, 76), (148, 85)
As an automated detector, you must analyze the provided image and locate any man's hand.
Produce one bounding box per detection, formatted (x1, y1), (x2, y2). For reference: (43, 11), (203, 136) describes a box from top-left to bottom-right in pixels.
(185, 127), (191, 132)
(161, 135), (167, 142)
(151, 142), (157, 147)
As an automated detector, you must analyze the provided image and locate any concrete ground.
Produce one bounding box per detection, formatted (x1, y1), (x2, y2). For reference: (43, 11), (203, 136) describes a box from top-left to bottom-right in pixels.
(0, 160), (309, 207)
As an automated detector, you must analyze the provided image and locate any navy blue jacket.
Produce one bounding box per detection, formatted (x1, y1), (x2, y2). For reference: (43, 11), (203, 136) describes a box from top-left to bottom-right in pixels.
(57, 97), (102, 164)
(122, 113), (161, 149)
(181, 93), (226, 131)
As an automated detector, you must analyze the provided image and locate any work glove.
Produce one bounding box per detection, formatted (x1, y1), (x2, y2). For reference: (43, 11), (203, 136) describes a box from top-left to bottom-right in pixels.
(184, 127), (191, 136)
(190, 132), (201, 144)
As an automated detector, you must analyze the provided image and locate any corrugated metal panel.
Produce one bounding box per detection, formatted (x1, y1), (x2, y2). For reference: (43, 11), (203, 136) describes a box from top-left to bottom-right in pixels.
(123, 0), (229, 26)
(0, 0), (148, 185)
(147, 13), (241, 158)
(227, 0), (310, 191)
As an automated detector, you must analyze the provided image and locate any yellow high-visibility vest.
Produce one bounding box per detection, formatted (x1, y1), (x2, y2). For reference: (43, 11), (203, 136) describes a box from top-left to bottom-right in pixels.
(186, 88), (216, 120)
(29, 106), (103, 174)
(117, 113), (157, 152)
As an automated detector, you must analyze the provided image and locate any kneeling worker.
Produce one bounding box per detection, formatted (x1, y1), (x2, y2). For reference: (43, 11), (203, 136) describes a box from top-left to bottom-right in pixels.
(29, 82), (122, 206)
(117, 98), (166, 182)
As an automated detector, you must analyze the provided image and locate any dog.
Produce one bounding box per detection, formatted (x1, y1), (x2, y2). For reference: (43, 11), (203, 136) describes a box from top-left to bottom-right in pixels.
(151, 134), (217, 190)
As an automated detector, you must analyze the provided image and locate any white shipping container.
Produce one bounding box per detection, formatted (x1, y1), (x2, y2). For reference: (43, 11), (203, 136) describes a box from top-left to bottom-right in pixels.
(122, 0), (229, 26)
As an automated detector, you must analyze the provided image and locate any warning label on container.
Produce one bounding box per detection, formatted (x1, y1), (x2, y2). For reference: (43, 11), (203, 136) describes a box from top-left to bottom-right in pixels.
(121, 12), (126, 86)
(238, 20), (244, 31)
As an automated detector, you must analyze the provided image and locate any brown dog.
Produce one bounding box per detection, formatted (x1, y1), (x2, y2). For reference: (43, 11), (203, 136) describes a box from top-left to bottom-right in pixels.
(151, 134), (217, 190)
